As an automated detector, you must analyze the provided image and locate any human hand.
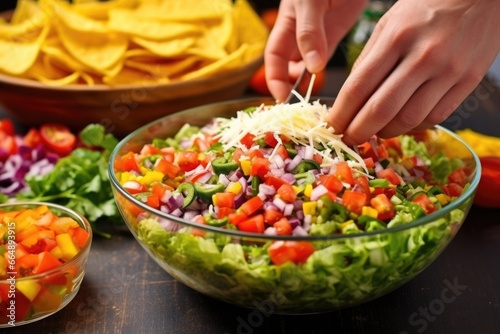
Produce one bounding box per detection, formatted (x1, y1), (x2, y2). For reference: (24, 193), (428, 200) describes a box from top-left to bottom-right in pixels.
(264, 0), (368, 102)
(328, 0), (500, 144)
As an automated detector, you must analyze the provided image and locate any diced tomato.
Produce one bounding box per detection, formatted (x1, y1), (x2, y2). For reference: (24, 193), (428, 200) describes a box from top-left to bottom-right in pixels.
(274, 218), (293, 235)
(69, 226), (90, 248)
(354, 176), (371, 204)
(317, 175), (344, 194)
(412, 193), (438, 214)
(357, 141), (377, 160)
(249, 149), (264, 160)
(213, 192), (235, 208)
(265, 175), (288, 190)
(160, 147), (176, 162)
(370, 194), (395, 220)
(277, 183), (297, 203)
(342, 190), (367, 215)
(15, 254), (39, 278)
(275, 145), (290, 160)
(376, 168), (402, 185)
(32, 251), (62, 274)
(40, 124), (76, 157)
(441, 183), (464, 198)
(239, 196), (264, 216)
(232, 148), (245, 163)
(155, 158), (181, 179)
(140, 144), (161, 156)
(380, 137), (402, 156)
(264, 208), (283, 225)
(240, 133), (255, 148)
(228, 211), (248, 225)
(312, 153), (323, 164)
(193, 137), (210, 152)
(363, 157), (375, 169)
(118, 152), (141, 173)
(217, 207), (235, 219)
(250, 157), (270, 179)
(177, 151), (199, 172)
(151, 183), (172, 200)
(335, 161), (354, 185)
(264, 132), (278, 147)
(146, 193), (160, 209)
(268, 241), (315, 266)
(448, 168), (467, 187)
(238, 214), (265, 233)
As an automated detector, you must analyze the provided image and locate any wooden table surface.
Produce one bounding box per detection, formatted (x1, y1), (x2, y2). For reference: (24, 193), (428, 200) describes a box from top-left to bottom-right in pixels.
(2, 69), (500, 334)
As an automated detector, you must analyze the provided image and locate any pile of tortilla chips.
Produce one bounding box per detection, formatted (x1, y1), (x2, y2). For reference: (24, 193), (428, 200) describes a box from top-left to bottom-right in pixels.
(0, 0), (268, 86)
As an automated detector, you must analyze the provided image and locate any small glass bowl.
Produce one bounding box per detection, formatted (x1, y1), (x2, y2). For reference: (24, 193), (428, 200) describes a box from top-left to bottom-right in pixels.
(0, 201), (92, 327)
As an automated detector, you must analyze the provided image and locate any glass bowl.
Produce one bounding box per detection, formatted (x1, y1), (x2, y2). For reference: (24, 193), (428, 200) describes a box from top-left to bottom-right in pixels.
(109, 97), (480, 314)
(0, 201), (92, 327)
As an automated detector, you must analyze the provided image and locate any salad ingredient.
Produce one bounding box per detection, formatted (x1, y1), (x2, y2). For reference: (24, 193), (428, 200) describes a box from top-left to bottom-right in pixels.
(16, 124), (121, 237)
(474, 156), (500, 208)
(39, 124), (76, 157)
(115, 100), (469, 244)
(0, 204), (90, 324)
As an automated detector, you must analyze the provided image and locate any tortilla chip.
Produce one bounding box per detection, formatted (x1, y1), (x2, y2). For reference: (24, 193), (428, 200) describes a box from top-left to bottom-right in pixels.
(0, 24), (49, 75)
(72, 0), (139, 20)
(131, 36), (195, 58)
(135, 0), (232, 22)
(109, 9), (201, 41)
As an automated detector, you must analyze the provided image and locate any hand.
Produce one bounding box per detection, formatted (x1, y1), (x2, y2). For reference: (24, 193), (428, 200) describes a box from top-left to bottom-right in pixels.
(264, 0), (368, 102)
(328, 0), (500, 144)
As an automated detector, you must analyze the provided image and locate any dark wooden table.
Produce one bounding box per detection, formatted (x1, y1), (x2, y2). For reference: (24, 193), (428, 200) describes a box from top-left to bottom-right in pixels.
(2, 69), (500, 334)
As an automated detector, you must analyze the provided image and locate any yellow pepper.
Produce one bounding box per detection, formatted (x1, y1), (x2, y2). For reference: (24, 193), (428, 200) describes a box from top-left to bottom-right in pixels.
(16, 280), (42, 302)
(55, 233), (79, 261)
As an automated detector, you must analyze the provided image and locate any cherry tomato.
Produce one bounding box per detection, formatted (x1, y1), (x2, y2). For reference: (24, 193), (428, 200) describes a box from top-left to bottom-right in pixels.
(0, 130), (17, 161)
(268, 241), (315, 266)
(0, 119), (15, 136)
(40, 124), (76, 157)
(23, 128), (42, 147)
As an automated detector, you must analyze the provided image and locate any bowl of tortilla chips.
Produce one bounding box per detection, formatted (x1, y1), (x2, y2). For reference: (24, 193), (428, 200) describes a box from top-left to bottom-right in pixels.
(0, 0), (266, 137)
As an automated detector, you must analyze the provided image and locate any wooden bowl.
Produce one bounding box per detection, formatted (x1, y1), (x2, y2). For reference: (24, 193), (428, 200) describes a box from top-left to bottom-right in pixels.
(0, 56), (262, 137)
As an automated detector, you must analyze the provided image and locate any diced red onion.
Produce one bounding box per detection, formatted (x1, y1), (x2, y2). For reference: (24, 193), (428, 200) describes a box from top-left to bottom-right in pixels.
(286, 154), (303, 172)
(374, 161), (384, 173)
(264, 227), (277, 236)
(171, 208), (183, 217)
(218, 174), (230, 186)
(273, 197), (287, 211)
(304, 145), (314, 160)
(281, 173), (296, 184)
(183, 211), (198, 221)
(269, 167), (285, 177)
(259, 184), (276, 197)
(195, 172), (212, 184)
(288, 218), (300, 228)
(271, 154), (285, 169)
(292, 226), (308, 236)
(283, 203), (294, 216)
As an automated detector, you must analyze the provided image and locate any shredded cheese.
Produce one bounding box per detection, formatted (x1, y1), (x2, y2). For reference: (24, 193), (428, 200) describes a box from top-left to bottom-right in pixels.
(213, 95), (367, 172)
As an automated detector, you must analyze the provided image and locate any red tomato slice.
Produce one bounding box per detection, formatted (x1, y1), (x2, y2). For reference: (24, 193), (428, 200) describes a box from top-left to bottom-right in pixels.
(40, 124), (76, 157)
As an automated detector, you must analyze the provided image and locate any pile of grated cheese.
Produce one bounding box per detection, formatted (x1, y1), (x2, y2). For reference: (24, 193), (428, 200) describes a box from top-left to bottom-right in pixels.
(212, 97), (367, 171)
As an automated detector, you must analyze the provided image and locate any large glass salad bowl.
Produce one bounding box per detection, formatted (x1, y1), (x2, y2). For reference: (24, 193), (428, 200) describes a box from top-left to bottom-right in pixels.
(109, 97), (480, 314)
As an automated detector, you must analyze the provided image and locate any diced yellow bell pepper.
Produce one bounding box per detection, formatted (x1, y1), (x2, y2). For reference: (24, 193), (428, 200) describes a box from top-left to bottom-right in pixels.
(240, 160), (251, 176)
(303, 201), (317, 215)
(226, 181), (242, 195)
(50, 246), (64, 260)
(55, 233), (79, 261)
(361, 206), (378, 218)
(139, 170), (164, 185)
(304, 184), (313, 198)
(436, 193), (451, 205)
(16, 280), (42, 302)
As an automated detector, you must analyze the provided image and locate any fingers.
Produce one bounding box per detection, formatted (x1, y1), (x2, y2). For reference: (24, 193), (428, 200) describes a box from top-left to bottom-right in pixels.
(327, 38), (401, 139)
(293, 1), (329, 73)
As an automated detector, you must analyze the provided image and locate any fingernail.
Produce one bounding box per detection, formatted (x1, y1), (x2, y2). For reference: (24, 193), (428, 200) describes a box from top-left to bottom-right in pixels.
(305, 51), (322, 73)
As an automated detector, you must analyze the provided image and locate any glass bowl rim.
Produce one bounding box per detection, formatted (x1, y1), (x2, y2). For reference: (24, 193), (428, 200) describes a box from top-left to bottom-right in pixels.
(0, 201), (93, 282)
(109, 97), (481, 241)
